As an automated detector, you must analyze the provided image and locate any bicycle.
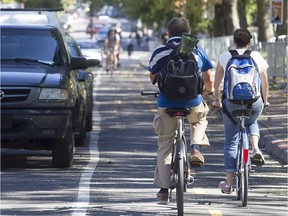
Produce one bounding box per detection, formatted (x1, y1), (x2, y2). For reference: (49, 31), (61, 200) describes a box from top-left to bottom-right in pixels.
(232, 108), (253, 206)
(105, 47), (116, 77)
(141, 90), (194, 216)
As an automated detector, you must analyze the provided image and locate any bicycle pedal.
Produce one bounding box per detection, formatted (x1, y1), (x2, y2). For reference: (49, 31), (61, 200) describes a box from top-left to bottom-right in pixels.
(188, 176), (194, 184)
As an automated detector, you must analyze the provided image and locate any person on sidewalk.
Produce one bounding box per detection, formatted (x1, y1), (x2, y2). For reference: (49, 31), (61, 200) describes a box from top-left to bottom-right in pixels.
(213, 28), (270, 194)
(147, 17), (214, 202)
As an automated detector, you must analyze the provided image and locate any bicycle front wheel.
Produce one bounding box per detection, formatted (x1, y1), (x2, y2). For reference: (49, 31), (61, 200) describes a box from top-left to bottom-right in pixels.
(176, 157), (184, 216)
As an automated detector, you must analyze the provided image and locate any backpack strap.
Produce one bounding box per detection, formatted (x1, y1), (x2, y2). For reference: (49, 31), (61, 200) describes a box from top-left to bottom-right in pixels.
(222, 102), (254, 125)
(153, 42), (177, 86)
(165, 42), (178, 52)
(242, 49), (252, 57)
(229, 49), (252, 58)
(229, 49), (238, 57)
(222, 103), (237, 125)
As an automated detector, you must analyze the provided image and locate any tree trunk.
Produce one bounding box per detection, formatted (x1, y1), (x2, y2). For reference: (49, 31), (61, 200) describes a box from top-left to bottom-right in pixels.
(238, 0), (248, 28)
(257, 0), (274, 42)
(214, 0), (240, 36)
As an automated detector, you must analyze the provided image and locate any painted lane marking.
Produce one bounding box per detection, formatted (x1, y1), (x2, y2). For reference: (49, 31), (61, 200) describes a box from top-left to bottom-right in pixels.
(72, 73), (102, 216)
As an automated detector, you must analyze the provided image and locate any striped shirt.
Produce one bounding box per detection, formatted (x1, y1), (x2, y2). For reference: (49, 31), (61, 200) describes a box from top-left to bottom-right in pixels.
(148, 36), (213, 108)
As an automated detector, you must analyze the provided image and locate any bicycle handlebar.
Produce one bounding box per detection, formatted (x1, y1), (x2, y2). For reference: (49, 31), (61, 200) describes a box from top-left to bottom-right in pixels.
(141, 91), (159, 97)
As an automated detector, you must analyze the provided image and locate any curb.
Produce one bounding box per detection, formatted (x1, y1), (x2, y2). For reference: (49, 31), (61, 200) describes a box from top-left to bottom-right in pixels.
(259, 125), (288, 165)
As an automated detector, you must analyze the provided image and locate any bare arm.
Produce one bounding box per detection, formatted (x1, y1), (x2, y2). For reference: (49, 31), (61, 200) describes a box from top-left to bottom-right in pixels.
(202, 69), (214, 95)
(213, 62), (224, 107)
(104, 39), (108, 54)
(150, 73), (157, 85)
(260, 70), (269, 107)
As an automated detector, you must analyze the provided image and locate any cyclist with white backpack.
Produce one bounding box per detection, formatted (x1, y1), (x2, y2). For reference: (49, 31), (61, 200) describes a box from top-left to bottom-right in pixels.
(213, 28), (270, 194)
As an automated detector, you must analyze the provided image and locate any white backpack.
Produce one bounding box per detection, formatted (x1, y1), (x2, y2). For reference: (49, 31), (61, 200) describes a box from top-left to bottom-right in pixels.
(223, 50), (261, 104)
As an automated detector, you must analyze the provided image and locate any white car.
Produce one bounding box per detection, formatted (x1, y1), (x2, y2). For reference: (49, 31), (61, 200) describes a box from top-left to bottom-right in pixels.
(76, 39), (103, 67)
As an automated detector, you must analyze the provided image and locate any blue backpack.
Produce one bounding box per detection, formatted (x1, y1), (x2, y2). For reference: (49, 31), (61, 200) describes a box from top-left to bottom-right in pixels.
(223, 50), (261, 104)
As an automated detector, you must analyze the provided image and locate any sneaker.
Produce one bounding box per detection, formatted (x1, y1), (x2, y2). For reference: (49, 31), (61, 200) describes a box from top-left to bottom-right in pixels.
(156, 192), (169, 202)
(251, 149), (265, 166)
(219, 181), (233, 194)
(190, 149), (204, 166)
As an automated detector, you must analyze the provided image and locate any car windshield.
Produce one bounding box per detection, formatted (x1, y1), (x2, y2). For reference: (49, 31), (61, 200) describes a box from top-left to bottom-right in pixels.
(1, 28), (62, 65)
(99, 28), (109, 34)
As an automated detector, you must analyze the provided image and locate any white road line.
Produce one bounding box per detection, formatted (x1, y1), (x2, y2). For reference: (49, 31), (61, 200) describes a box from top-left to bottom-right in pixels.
(72, 73), (102, 216)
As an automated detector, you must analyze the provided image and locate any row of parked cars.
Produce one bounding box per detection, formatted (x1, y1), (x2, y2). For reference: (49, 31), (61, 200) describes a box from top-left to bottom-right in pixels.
(0, 8), (101, 167)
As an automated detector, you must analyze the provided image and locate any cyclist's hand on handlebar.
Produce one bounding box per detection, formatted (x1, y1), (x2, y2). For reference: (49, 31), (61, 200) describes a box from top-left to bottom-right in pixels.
(264, 101), (270, 108)
(212, 100), (222, 109)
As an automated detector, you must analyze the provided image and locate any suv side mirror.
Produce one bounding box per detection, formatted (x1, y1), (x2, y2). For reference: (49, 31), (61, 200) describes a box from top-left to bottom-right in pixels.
(87, 59), (100, 67)
(70, 56), (88, 70)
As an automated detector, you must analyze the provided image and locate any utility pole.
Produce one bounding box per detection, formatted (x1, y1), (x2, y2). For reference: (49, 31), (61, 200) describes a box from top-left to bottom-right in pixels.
(89, 1), (94, 39)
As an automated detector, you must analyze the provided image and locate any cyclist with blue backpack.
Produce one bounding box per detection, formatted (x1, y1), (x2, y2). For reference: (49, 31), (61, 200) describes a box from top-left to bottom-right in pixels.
(148, 17), (214, 202)
(213, 29), (270, 194)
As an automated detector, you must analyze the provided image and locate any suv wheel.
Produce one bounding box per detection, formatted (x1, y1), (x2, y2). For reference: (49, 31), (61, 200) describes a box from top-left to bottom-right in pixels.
(86, 112), (93, 132)
(75, 111), (87, 146)
(52, 123), (75, 167)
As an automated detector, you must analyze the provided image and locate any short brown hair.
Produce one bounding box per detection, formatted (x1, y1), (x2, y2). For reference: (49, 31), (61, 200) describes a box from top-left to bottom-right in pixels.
(233, 29), (252, 48)
(167, 17), (190, 37)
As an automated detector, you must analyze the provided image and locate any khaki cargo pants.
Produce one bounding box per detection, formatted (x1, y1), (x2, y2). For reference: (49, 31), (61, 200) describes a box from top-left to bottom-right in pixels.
(153, 100), (210, 189)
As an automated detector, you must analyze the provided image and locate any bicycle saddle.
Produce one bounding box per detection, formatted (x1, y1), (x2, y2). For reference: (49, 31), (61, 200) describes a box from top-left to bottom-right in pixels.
(166, 108), (192, 117)
(232, 109), (253, 118)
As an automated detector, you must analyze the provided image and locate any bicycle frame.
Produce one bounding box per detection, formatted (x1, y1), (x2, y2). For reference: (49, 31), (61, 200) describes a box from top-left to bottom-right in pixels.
(141, 91), (193, 216)
(240, 117), (250, 165)
(106, 47), (115, 77)
(170, 115), (192, 190)
(233, 109), (252, 207)
(166, 108), (194, 216)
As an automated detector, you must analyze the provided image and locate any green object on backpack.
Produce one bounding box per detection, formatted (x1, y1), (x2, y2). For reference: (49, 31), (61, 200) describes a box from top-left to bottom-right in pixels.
(178, 33), (199, 56)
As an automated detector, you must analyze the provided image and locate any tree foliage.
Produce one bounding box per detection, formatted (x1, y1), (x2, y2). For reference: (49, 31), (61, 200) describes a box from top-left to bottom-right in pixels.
(14, 0), (287, 40)
(20, 0), (62, 8)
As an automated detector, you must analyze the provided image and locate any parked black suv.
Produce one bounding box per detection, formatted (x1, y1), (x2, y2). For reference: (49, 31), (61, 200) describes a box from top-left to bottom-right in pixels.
(0, 24), (99, 167)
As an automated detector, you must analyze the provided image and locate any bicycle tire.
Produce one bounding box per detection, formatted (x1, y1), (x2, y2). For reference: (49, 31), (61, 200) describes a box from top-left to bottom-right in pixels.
(176, 140), (184, 216)
(235, 146), (242, 200)
(241, 131), (249, 206)
(241, 163), (248, 206)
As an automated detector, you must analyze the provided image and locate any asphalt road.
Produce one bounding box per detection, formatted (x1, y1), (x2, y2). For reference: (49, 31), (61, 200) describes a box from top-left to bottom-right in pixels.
(1, 16), (287, 216)
(1, 60), (287, 216)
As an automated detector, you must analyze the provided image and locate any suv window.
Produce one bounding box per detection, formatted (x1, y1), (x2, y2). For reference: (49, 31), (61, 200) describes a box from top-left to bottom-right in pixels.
(1, 28), (62, 65)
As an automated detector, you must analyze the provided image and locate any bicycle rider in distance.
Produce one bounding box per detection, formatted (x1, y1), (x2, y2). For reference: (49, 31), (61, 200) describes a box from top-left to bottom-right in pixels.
(148, 17), (214, 202)
(213, 28), (270, 194)
(104, 28), (120, 72)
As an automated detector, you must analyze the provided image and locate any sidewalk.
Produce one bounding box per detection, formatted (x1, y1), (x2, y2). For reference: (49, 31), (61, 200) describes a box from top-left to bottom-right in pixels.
(135, 51), (288, 165)
(258, 88), (288, 165)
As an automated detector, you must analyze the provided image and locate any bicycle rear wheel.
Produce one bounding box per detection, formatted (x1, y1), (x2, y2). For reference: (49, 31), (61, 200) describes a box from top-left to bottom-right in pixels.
(241, 163), (248, 206)
(235, 147), (242, 200)
(241, 132), (249, 206)
(176, 140), (184, 216)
